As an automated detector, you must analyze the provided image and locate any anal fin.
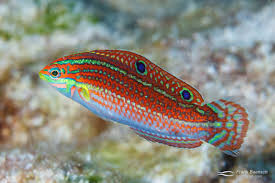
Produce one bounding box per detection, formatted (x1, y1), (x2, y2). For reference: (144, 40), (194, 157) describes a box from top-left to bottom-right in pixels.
(131, 128), (202, 148)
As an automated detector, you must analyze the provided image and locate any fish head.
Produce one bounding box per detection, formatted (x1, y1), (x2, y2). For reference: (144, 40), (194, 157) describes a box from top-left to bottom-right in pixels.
(39, 61), (76, 98)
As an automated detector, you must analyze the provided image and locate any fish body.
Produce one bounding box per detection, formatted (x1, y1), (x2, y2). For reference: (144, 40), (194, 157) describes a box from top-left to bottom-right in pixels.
(39, 50), (249, 156)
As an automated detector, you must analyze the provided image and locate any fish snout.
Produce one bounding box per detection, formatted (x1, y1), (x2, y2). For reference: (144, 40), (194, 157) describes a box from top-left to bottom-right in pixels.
(39, 70), (48, 81)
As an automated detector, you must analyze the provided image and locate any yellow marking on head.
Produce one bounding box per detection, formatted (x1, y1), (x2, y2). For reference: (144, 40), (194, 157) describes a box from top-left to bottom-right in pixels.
(81, 86), (90, 102)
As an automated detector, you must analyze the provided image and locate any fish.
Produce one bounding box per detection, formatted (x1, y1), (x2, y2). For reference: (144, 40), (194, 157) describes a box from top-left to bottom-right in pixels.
(39, 50), (249, 157)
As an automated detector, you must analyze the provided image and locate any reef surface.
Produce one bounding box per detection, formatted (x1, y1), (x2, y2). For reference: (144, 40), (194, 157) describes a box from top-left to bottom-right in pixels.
(0, 0), (274, 182)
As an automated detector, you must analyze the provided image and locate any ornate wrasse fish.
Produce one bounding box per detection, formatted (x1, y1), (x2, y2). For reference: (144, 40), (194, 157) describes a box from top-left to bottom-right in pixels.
(39, 50), (249, 156)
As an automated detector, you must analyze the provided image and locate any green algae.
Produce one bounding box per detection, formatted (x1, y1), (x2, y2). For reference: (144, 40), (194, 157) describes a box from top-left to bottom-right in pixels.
(66, 174), (102, 183)
(0, 29), (13, 41)
(0, 0), (99, 40)
(90, 136), (219, 181)
(56, 147), (147, 183)
(178, 7), (222, 37)
(28, 1), (97, 34)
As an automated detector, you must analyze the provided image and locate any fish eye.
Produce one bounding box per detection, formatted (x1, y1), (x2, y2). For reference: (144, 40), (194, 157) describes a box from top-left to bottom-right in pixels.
(180, 88), (193, 101)
(49, 68), (61, 78)
(51, 70), (58, 76)
(135, 60), (147, 75)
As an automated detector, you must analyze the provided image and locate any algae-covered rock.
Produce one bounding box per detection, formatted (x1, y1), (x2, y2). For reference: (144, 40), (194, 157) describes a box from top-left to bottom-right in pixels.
(0, 0), (274, 182)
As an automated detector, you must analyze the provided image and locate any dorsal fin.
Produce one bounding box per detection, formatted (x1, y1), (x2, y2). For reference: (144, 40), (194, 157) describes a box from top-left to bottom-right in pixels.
(89, 50), (204, 105)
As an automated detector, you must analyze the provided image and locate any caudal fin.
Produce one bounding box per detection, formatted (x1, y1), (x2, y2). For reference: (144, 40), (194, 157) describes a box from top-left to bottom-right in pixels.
(206, 99), (249, 157)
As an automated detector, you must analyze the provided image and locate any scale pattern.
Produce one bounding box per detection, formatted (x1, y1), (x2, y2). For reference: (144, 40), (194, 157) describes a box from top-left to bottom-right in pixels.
(39, 50), (250, 156)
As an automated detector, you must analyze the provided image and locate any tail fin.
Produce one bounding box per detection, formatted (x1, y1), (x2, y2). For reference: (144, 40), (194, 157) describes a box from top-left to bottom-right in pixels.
(206, 99), (249, 157)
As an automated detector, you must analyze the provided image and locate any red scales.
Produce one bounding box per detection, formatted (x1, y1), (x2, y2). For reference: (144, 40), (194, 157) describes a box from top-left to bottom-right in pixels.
(39, 50), (250, 156)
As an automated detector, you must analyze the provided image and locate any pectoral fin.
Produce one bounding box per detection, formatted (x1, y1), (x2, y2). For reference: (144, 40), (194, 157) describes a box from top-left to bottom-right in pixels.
(78, 87), (90, 102)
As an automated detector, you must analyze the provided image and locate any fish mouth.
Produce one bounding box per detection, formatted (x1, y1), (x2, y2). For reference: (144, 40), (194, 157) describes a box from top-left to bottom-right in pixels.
(39, 71), (47, 81)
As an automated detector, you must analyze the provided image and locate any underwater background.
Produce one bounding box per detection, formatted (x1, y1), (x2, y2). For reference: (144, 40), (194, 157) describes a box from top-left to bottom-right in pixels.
(0, 0), (274, 182)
